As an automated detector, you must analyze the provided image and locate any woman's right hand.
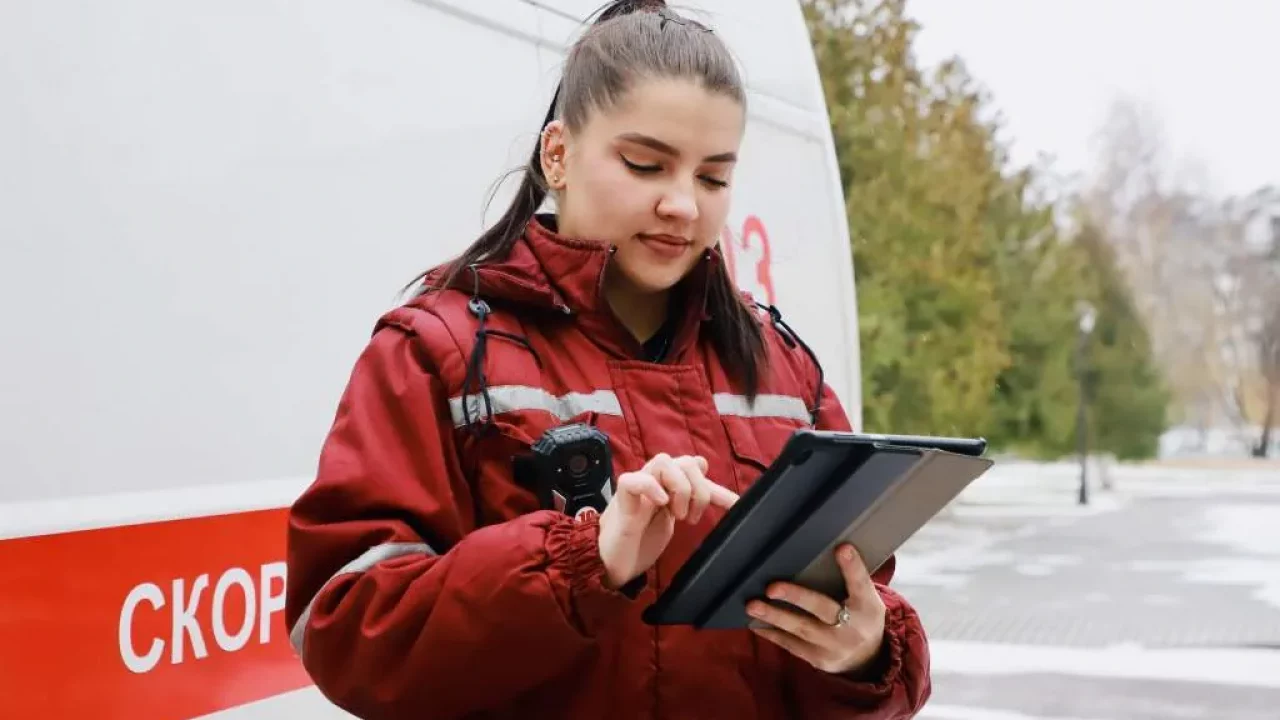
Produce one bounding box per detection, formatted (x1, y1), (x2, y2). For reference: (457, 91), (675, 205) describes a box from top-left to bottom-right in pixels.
(596, 453), (739, 590)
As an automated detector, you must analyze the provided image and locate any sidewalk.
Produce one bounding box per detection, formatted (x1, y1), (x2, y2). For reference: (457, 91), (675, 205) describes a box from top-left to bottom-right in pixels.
(900, 460), (1280, 719)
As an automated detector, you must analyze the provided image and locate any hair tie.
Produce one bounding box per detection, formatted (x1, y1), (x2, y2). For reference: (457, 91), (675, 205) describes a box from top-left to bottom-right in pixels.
(657, 9), (713, 33)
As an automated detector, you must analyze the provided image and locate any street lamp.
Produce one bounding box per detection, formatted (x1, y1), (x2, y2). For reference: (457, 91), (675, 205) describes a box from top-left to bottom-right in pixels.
(1076, 301), (1097, 506)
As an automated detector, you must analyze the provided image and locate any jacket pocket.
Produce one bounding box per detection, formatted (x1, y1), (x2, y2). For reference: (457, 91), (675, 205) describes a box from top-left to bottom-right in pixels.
(719, 414), (808, 487)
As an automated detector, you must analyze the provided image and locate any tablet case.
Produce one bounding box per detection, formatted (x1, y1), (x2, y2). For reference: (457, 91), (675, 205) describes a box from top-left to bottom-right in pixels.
(641, 430), (993, 629)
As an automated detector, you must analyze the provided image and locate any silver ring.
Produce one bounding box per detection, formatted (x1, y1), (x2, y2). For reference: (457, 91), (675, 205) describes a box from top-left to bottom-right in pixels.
(833, 604), (851, 628)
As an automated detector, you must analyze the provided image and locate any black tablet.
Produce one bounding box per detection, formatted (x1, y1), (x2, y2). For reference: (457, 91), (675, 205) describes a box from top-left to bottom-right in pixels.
(641, 429), (992, 629)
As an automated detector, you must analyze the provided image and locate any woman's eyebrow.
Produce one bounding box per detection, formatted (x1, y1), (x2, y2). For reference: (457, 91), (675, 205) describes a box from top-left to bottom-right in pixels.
(615, 132), (738, 163)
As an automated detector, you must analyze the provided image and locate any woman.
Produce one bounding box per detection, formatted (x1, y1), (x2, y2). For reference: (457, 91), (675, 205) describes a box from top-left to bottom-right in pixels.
(285, 2), (931, 718)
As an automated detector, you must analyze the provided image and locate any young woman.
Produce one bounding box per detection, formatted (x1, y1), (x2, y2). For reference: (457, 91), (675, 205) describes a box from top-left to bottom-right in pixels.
(285, 2), (931, 717)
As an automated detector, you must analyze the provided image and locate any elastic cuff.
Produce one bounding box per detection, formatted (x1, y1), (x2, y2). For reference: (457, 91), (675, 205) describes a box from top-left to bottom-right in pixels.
(802, 585), (908, 705)
(546, 513), (639, 632)
(565, 514), (608, 591)
(842, 597), (907, 697)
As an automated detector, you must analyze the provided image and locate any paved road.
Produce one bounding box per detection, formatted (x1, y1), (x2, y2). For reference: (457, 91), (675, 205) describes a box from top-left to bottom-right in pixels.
(895, 471), (1280, 720)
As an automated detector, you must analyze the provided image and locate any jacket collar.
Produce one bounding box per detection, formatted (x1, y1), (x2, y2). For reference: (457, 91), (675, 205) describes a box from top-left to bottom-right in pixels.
(432, 214), (720, 360)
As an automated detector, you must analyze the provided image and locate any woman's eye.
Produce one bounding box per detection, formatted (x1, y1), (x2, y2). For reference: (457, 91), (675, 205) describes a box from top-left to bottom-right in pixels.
(620, 154), (661, 174)
(620, 153), (729, 189)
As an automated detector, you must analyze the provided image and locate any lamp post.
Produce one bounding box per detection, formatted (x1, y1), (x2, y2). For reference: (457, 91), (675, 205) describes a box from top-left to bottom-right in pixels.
(1076, 301), (1097, 506)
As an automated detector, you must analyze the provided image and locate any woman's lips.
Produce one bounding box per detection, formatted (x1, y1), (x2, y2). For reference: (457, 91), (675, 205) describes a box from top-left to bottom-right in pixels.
(637, 233), (692, 259)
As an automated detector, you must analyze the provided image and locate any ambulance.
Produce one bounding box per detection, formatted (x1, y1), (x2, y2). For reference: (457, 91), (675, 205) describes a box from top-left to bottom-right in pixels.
(0, 0), (861, 716)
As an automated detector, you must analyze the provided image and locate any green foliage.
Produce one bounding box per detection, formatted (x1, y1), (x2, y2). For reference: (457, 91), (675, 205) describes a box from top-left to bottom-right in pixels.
(984, 179), (1085, 459)
(802, 0), (1170, 459)
(1075, 220), (1171, 460)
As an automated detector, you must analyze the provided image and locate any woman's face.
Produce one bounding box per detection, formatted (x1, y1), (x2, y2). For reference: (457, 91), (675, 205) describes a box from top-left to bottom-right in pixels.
(542, 77), (745, 296)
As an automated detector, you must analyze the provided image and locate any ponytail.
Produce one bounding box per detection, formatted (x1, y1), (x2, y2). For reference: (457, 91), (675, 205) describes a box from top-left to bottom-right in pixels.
(706, 253), (767, 401)
(405, 83), (556, 296)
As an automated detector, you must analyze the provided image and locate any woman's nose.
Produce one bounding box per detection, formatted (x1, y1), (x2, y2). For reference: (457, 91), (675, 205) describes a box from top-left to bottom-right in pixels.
(656, 181), (699, 223)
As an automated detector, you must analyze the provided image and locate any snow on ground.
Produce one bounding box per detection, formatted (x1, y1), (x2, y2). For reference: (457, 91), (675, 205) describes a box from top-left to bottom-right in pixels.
(912, 460), (1280, 718)
(929, 641), (1280, 690)
(919, 705), (1107, 720)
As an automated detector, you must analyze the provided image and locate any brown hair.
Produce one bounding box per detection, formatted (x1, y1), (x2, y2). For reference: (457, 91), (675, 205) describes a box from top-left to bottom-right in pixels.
(418, 0), (766, 397)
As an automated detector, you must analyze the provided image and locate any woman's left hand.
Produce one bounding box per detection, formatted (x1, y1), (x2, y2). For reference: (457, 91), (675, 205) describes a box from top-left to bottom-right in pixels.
(747, 544), (886, 676)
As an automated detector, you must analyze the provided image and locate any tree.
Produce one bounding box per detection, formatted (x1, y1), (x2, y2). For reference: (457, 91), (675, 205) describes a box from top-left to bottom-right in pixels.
(1238, 194), (1280, 456)
(1074, 219), (1171, 460)
(1084, 97), (1279, 456)
(802, 0), (1171, 459)
(803, 0), (1007, 437)
(1257, 305), (1280, 456)
(983, 173), (1088, 458)
(1083, 99), (1215, 428)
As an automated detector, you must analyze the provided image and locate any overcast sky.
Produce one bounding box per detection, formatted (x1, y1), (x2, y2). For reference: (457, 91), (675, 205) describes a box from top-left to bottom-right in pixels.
(906, 0), (1278, 199)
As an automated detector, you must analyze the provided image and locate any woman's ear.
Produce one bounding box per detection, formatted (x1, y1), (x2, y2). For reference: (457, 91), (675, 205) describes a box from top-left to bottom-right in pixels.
(540, 120), (568, 191)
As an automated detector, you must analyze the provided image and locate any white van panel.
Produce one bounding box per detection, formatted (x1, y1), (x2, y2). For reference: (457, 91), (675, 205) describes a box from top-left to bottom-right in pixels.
(0, 0), (858, 716)
(727, 126), (859, 413)
(1, 0), (546, 505)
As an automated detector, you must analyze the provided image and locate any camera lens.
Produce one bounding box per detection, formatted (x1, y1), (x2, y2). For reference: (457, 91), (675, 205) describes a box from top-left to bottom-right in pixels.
(567, 453), (591, 478)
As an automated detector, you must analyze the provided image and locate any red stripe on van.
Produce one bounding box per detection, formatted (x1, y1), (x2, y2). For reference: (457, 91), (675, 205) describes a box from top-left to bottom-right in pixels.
(0, 508), (310, 719)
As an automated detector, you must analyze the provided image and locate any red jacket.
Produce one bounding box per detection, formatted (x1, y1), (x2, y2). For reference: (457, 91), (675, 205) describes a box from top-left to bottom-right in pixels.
(285, 217), (931, 719)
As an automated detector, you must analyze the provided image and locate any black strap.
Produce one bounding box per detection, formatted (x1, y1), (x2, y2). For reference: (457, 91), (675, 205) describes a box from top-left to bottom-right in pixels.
(460, 265), (543, 435)
(755, 301), (824, 426)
